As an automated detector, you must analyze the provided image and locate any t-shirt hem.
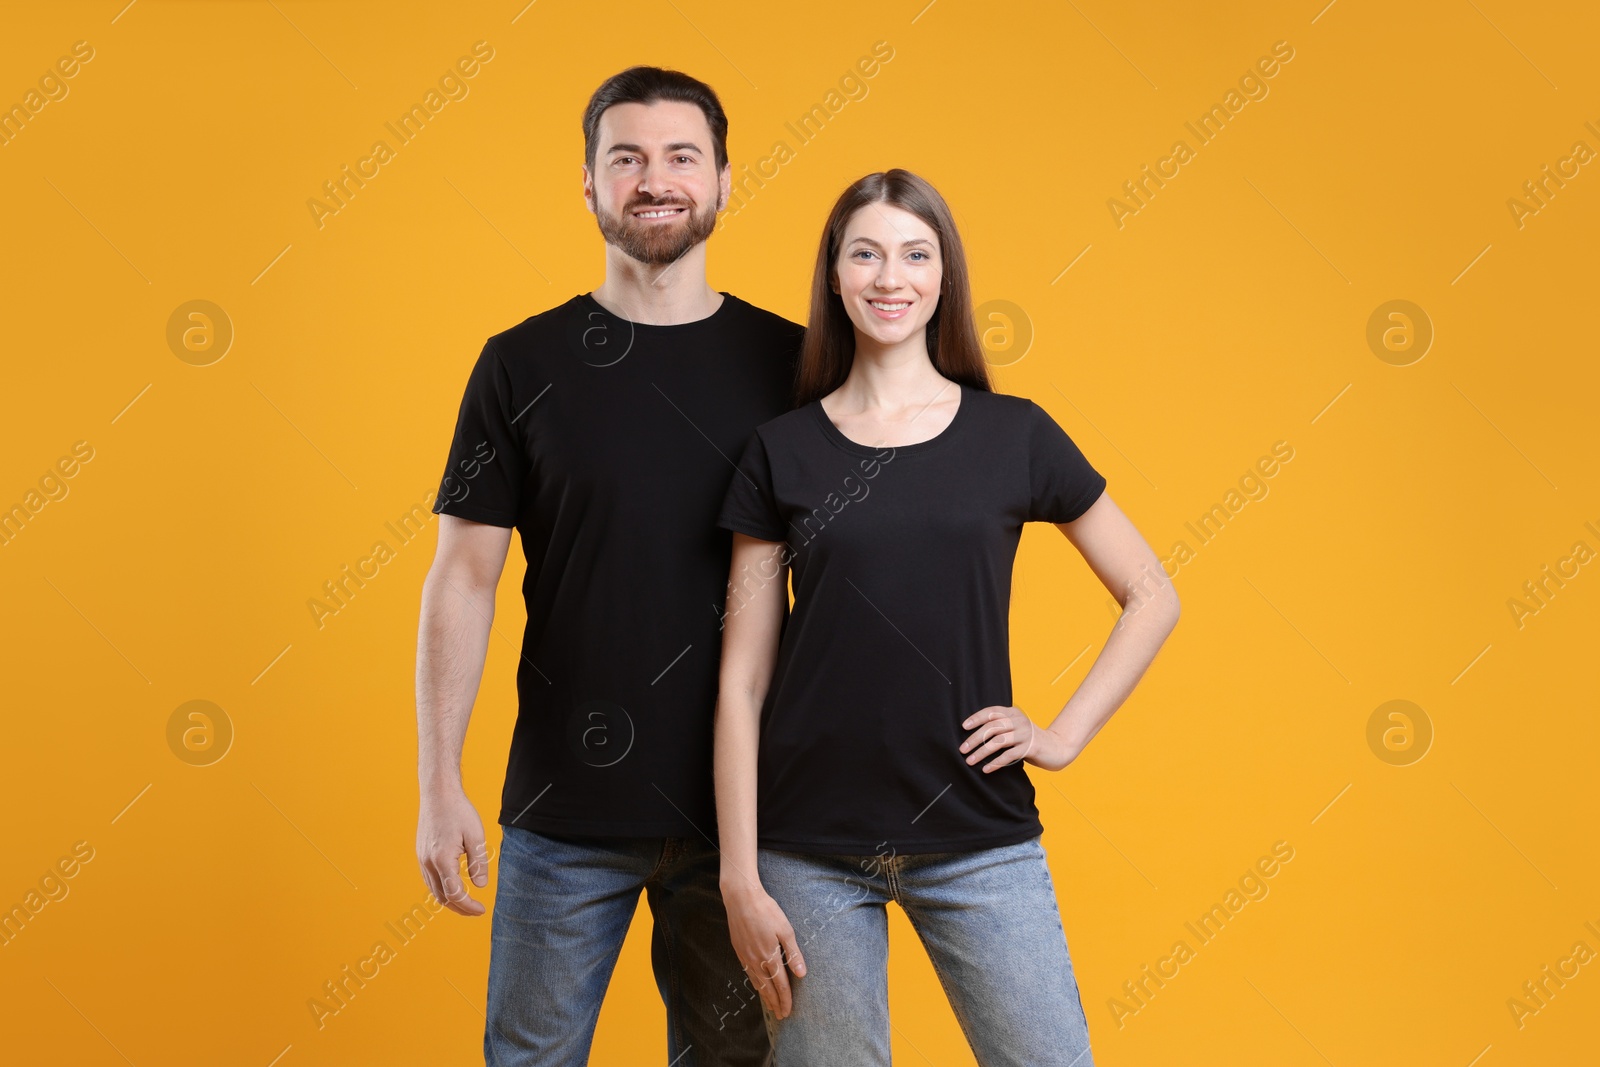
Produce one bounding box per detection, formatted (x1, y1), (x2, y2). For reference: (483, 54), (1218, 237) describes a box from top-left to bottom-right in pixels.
(500, 808), (712, 839)
(756, 822), (1043, 856)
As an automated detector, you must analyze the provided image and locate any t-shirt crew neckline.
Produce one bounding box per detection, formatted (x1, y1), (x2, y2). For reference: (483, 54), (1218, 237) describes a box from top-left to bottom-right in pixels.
(577, 290), (736, 331)
(810, 381), (969, 457)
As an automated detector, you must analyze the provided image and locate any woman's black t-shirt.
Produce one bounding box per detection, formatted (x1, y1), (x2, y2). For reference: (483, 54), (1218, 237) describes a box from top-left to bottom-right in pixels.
(716, 383), (1107, 855)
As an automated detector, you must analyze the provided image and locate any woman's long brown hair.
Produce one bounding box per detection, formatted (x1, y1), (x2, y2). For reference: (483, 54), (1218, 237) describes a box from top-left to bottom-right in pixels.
(795, 169), (993, 407)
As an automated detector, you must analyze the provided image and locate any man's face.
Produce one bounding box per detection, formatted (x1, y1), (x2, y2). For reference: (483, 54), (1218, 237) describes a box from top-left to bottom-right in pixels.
(585, 100), (728, 266)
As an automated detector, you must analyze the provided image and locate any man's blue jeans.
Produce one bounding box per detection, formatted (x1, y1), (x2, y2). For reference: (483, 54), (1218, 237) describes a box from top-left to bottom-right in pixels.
(485, 825), (768, 1066)
(756, 836), (1095, 1066)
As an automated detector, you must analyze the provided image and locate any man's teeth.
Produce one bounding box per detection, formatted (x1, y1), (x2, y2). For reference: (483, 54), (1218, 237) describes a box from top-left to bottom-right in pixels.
(636, 208), (684, 218)
(869, 300), (910, 310)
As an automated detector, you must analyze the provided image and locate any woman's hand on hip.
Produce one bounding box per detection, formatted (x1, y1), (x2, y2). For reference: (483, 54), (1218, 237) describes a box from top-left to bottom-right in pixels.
(961, 705), (1075, 772)
(722, 883), (807, 1019)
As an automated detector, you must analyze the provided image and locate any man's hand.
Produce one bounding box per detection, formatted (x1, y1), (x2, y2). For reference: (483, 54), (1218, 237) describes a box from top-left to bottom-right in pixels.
(960, 705), (1077, 773)
(417, 787), (489, 916)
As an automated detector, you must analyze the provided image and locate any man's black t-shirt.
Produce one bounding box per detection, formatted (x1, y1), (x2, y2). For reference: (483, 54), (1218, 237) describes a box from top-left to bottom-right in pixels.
(716, 383), (1107, 854)
(432, 292), (801, 837)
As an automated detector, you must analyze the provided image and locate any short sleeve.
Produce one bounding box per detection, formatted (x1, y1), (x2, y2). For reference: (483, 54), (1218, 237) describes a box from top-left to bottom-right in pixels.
(1026, 400), (1106, 523)
(717, 430), (787, 542)
(431, 340), (529, 527)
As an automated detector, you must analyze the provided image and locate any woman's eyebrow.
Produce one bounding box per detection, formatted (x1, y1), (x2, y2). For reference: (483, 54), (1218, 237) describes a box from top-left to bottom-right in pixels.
(845, 235), (934, 249)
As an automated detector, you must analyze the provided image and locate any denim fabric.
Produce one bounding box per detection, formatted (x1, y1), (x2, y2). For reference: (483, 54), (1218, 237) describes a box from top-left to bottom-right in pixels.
(485, 825), (769, 1066)
(755, 836), (1094, 1067)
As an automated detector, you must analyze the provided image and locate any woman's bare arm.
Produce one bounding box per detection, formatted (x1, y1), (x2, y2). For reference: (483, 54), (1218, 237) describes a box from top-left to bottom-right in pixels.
(1047, 492), (1180, 757)
(961, 492), (1180, 771)
(714, 532), (806, 1016)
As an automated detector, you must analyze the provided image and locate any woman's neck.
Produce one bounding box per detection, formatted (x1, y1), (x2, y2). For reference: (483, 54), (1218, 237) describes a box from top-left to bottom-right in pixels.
(831, 334), (952, 414)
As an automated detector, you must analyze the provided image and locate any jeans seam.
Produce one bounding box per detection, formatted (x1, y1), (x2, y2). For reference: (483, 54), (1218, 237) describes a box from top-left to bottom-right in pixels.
(1027, 843), (1095, 1061)
(661, 917), (689, 1064)
(901, 907), (982, 1056)
(649, 853), (690, 1066)
(647, 836), (675, 882)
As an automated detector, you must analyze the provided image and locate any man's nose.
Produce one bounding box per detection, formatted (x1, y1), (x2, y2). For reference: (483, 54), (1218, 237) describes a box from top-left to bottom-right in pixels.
(636, 160), (676, 201)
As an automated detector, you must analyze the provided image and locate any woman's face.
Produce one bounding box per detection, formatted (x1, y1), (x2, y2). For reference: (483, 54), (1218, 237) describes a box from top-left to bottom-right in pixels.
(832, 203), (942, 350)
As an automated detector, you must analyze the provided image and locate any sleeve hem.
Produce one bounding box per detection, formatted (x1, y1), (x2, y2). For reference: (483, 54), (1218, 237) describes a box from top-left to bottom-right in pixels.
(1053, 476), (1107, 524)
(717, 517), (788, 543)
(433, 499), (518, 528)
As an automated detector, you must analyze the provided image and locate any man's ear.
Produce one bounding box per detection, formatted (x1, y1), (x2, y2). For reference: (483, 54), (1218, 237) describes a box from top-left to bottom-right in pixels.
(717, 160), (732, 213)
(581, 164), (595, 215)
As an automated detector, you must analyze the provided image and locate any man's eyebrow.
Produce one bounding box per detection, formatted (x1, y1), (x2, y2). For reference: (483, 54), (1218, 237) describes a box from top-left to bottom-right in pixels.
(606, 142), (705, 155)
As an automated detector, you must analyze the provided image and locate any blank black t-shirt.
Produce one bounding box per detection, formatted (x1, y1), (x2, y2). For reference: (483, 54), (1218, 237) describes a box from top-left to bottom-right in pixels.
(716, 383), (1106, 854)
(432, 292), (801, 836)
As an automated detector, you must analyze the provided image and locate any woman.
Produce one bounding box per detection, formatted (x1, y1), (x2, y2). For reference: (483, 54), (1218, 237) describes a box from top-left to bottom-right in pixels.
(712, 169), (1179, 1066)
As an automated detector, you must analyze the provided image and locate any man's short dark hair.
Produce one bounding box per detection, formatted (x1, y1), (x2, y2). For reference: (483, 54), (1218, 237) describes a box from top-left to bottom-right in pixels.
(582, 66), (729, 174)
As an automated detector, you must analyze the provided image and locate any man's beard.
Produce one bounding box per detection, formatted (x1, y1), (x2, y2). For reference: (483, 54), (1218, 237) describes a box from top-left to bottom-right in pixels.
(596, 195), (718, 266)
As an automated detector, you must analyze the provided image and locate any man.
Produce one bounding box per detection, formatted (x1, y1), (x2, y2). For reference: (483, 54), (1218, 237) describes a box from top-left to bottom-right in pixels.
(415, 67), (801, 1066)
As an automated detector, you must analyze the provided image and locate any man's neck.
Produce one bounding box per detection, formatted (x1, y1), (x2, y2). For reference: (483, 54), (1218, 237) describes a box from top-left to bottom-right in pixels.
(590, 244), (723, 326)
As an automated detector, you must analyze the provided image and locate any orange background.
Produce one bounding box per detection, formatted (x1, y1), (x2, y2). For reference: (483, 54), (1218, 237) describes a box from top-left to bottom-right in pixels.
(2, 1), (1597, 1064)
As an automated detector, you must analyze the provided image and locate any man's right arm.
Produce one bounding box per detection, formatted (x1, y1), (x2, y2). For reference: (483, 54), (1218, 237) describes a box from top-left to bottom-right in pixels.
(415, 514), (513, 917)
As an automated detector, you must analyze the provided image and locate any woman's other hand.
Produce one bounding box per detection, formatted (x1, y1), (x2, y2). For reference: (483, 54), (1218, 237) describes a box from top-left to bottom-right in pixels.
(960, 705), (1077, 773)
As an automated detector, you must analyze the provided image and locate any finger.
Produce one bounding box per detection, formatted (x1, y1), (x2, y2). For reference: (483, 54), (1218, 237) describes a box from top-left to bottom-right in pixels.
(959, 720), (1006, 752)
(756, 941), (794, 1017)
(745, 957), (781, 1016)
(446, 861), (488, 915)
(769, 955), (794, 1018)
(781, 928), (807, 979)
(983, 745), (1025, 772)
(436, 854), (484, 916)
(466, 833), (489, 888)
(961, 706), (1005, 730)
(433, 858), (468, 912)
(966, 732), (1013, 764)
(419, 859), (444, 907)
(426, 860), (473, 917)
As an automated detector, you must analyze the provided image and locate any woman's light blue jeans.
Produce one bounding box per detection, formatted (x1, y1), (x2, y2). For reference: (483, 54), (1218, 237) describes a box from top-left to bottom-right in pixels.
(756, 835), (1095, 1066)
